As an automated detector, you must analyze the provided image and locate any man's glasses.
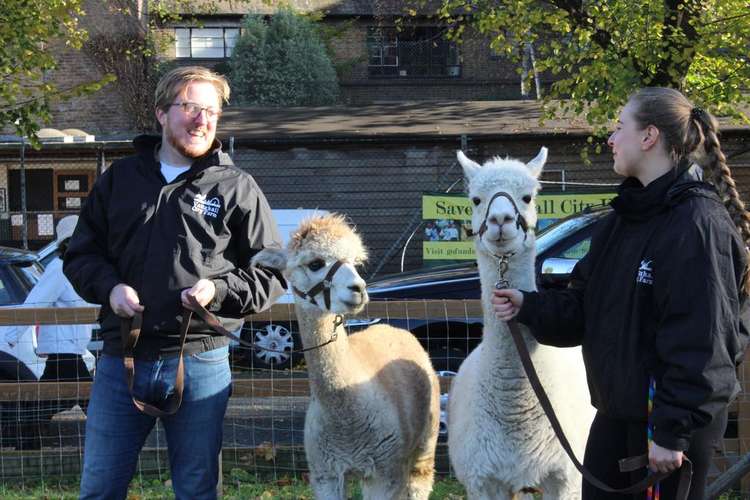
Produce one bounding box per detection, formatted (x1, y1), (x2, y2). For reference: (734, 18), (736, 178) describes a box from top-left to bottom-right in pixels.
(170, 102), (222, 121)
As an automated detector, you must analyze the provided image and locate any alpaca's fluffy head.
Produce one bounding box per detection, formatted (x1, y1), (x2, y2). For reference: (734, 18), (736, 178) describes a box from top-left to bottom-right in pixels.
(457, 148), (547, 256)
(288, 214), (368, 267)
(252, 213), (368, 314)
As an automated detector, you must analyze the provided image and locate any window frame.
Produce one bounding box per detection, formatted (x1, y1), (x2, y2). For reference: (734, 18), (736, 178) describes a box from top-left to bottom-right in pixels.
(366, 25), (461, 79)
(174, 27), (240, 59)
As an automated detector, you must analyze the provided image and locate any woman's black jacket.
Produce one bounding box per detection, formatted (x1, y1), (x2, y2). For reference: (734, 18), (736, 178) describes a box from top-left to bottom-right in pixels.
(518, 166), (749, 451)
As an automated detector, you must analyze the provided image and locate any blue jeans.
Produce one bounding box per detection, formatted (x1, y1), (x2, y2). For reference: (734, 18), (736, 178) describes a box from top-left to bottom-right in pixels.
(79, 346), (231, 500)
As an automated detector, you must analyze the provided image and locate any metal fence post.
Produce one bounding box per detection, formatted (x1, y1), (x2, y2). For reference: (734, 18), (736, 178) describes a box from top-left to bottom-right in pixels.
(20, 139), (27, 249)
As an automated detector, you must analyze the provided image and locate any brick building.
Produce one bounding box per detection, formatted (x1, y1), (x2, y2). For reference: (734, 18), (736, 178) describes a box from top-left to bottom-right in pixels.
(45, 0), (532, 135)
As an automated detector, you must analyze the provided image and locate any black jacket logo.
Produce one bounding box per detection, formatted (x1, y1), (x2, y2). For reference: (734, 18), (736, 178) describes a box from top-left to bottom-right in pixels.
(637, 259), (653, 285)
(192, 193), (221, 219)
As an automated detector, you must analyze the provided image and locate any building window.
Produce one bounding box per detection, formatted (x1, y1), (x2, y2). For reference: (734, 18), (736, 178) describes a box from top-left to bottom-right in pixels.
(175, 28), (240, 59)
(8, 169), (54, 212)
(367, 26), (460, 78)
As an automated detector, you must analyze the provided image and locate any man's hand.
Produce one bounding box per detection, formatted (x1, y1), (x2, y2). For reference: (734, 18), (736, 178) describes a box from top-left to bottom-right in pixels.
(491, 288), (524, 321)
(109, 284), (144, 318)
(649, 442), (683, 474)
(181, 279), (216, 310)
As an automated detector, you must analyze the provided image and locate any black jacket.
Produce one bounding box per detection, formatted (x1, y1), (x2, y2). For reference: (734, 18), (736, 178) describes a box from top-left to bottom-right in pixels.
(64, 135), (286, 359)
(518, 166), (749, 451)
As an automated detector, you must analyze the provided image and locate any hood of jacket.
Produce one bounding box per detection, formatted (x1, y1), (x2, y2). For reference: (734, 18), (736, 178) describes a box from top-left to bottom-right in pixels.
(611, 161), (720, 222)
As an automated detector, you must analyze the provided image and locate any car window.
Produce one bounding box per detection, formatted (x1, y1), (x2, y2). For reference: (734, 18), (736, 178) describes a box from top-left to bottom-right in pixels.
(551, 238), (592, 260)
(4, 262), (44, 305)
(536, 214), (596, 255)
(0, 274), (11, 305)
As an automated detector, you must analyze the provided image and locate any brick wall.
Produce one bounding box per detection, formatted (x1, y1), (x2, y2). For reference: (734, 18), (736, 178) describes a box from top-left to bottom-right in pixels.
(42, 9), (530, 130)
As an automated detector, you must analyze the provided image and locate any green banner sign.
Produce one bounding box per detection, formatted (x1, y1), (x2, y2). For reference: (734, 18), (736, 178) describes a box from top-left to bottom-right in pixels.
(421, 191), (615, 261)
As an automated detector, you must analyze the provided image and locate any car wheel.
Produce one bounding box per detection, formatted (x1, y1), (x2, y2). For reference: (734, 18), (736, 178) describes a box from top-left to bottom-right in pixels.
(250, 324), (295, 370)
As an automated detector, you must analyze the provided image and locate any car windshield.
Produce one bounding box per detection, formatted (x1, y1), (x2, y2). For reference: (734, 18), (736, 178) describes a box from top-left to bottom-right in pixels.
(0, 262), (43, 306)
(536, 212), (599, 256)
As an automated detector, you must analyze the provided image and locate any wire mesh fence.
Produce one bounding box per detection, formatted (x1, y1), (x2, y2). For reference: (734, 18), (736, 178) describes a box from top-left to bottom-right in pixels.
(1, 135), (749, 275)
(0, 300), (747, 497)
(0, 137), (749, 495)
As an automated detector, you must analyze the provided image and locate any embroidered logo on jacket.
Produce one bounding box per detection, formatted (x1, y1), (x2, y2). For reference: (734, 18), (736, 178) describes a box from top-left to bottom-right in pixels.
(192, 193), (221, 219)
(636, 260), (653, 285)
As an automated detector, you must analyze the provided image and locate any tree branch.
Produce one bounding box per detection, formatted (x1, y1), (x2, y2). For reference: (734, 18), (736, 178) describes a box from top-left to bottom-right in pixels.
(544, 0), (646, 75)
(652, 0), (701, 88)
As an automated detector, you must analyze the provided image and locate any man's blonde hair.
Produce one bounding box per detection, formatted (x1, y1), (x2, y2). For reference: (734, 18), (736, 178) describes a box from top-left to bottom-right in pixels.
(154, 66), (230, 113)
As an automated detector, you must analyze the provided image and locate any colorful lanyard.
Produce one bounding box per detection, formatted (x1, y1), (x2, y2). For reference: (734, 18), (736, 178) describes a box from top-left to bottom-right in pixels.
(647, 375), (660, 500)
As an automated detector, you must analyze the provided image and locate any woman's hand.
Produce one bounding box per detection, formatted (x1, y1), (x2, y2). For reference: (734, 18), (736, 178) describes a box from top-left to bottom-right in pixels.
(491, 288), (524, 321)
(649, 442), (683, 474)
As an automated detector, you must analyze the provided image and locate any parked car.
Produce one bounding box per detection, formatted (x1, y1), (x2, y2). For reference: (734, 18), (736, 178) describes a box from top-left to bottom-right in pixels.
(0, 242), (97, 380)
(236, 206), (612, 371)
(0, 247), (46, 379)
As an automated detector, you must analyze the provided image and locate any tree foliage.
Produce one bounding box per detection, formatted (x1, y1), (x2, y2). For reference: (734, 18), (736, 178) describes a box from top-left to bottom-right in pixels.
(0, 0), (114, 144)
(435, 0), (750, 135)
(230, 8), (340, 106)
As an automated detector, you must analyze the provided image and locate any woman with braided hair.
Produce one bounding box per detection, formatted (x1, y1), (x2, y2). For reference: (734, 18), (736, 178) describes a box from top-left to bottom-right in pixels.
(492, 87), (750, 499)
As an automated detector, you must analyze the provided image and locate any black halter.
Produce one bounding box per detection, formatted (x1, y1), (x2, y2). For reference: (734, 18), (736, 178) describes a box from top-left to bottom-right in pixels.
(292, 260), (344, 310)
(468, 191), (529, 240)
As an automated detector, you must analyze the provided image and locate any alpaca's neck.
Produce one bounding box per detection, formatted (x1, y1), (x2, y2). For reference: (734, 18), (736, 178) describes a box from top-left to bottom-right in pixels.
(477, 239), (537, 356)
(295, 304), (361, 404)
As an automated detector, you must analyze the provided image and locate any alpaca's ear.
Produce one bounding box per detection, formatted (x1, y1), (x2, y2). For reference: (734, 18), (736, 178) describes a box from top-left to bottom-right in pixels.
(251, 248), (288, 271)
(526, 147), (548, 178)
(457, 151), (481, 181)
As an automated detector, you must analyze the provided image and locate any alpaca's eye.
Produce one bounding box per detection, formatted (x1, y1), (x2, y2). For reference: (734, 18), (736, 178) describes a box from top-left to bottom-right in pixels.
(471, 197), (481, 206)
(522, 195), (532, 204)
(307, 259), (325, 272)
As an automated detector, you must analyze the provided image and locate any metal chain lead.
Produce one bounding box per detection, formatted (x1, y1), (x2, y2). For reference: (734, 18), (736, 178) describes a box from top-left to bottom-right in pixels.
(495, 253), (512, 290)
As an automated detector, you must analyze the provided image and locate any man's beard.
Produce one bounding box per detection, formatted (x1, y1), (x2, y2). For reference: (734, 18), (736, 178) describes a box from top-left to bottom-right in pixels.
(165, 125), (213, 160)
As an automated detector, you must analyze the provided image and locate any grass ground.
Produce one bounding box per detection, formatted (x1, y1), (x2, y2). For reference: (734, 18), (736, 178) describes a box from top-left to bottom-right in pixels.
(0, 472), (742, 499)
(0, 471), (467, 499)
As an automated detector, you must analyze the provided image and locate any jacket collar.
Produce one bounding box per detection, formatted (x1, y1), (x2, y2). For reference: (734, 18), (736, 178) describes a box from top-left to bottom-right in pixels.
(611, 160), (718, 221)
(132, 134), (233, 176)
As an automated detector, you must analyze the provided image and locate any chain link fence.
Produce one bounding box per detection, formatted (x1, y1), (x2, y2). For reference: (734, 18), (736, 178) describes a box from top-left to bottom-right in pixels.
(0, 134), (749, 494)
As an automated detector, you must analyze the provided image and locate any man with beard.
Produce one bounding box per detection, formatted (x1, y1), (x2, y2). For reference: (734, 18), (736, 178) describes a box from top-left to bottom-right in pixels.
(64, 66), (285, 499)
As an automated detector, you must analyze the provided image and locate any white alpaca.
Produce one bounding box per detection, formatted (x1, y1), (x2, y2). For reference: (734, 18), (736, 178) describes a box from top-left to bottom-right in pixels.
(253, 214), (440, 500)
(448, 149), (595, 499)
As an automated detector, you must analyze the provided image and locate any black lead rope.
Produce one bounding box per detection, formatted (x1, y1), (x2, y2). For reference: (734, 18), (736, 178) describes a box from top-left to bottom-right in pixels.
(505, 318), (692, 498)
(185, 294), (343, 355)
(493, 260), (692, 498)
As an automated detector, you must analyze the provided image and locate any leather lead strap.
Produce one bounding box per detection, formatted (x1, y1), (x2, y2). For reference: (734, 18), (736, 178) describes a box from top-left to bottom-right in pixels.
(184, 294), (340, 355)
(120, 292), (342, 417)
(121, 310), (191, 418)
(506, 319), (693, 498)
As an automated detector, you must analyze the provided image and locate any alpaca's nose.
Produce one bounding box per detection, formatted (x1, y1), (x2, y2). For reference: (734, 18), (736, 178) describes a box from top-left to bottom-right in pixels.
(348, 282), (365, 294)
(489, 214), (514, 226)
